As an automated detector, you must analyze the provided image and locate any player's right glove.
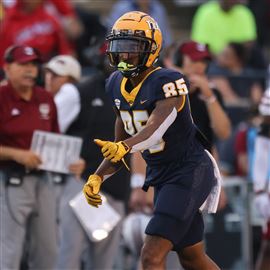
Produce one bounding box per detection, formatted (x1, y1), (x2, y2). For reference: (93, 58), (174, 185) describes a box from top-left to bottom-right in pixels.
(83, 174), (102, 207)
(94, 139), (130, 163)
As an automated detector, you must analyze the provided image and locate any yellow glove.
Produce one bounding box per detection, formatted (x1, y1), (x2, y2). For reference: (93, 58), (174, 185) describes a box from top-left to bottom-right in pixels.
(94, 139), (130, 163)
(83, 174), (102, 207)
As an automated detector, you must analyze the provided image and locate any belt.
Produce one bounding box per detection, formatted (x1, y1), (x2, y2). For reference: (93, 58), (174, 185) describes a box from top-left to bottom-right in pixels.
(0, 165), (44, 177)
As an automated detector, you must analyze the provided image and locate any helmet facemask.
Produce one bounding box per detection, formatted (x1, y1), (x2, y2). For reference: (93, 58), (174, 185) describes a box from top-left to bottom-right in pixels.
(106, 30), (156, 78)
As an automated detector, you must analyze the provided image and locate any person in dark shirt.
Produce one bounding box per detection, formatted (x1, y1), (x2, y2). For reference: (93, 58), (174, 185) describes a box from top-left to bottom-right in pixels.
(172, 40), (231, 152)
(44, 51), (130, 269)
(164, 40), (230, 213)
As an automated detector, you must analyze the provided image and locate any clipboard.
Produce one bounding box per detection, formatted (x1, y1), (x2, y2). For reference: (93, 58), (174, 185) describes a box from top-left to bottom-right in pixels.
(69, 191), (121, 242)
(31, 130), (82, 174)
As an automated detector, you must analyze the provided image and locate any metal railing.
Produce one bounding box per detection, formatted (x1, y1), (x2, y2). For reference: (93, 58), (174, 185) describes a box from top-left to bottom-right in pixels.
(205, 176), (253, 270)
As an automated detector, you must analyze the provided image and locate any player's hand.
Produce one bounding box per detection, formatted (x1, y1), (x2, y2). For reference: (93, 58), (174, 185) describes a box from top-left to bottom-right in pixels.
(83, 174), (102, 207)
(94, 139), (130, 163)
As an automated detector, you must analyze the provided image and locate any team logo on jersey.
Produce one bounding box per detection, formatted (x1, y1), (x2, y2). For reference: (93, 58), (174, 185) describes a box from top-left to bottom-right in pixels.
(11, 108), (20, 116)
(140, 99), (148, 104)
(146, 20), (160, 30)
(114, 99), (121, 110)
(39, 103), (50, 119)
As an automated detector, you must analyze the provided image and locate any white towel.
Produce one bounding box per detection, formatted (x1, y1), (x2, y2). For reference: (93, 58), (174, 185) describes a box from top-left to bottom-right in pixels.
(252, 135), (270, 192)
(254, 193), (270, 221)
(199, 150), (222, 214)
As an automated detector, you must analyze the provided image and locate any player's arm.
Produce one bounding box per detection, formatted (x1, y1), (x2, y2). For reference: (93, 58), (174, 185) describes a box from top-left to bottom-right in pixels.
(124, 96), (184, 152)
(96, 95), (184, 163)
(95, 109), (130, 178)
(83, 108), (130, 207)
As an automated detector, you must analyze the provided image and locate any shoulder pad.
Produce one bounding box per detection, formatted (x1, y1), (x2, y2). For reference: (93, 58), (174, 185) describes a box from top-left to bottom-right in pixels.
(151, 68), (189, 100)
(105, 70), (122, 94)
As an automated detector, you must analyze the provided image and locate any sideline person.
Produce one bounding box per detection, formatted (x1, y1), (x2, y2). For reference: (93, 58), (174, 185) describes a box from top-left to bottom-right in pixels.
(0, 45), (59, 269)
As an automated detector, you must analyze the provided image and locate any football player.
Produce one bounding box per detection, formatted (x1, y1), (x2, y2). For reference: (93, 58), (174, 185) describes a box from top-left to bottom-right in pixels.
(83, 11), (220, 270)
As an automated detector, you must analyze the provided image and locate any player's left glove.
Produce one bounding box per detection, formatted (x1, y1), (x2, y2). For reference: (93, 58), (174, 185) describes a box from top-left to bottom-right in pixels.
(94, 139), (130, 163)
(83, 174), (102, 207)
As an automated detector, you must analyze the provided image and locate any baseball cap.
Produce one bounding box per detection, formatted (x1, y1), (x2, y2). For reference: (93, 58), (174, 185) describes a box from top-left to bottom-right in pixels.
(45, 55), (81, 82)
(179, 41), (211, 61)
(4, 45), (41, 64)
(259, 89), (270, 116)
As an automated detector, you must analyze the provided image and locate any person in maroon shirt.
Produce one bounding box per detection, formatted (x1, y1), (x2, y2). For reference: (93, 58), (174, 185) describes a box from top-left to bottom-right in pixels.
(0, 45), (59, 269)
(0, 0), (73, 68)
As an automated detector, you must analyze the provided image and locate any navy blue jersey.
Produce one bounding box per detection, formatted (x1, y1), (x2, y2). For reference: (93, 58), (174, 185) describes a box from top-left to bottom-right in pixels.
(106, 67), (204, 166)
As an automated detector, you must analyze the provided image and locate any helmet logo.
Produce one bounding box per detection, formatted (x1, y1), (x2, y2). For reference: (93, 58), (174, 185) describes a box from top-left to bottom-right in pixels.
(146, 20), (160, 30)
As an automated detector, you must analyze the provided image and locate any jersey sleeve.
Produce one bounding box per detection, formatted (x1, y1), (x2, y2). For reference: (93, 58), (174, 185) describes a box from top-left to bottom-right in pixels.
(153, 69), (189, 102)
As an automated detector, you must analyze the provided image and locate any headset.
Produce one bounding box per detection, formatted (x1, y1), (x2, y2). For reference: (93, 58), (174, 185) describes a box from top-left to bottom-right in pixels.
(4, 45), (41, 63)
(4, 45), (21, 63)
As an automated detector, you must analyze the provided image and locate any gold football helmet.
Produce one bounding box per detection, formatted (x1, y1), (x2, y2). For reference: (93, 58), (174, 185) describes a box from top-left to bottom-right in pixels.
(106, 11), (163, 77)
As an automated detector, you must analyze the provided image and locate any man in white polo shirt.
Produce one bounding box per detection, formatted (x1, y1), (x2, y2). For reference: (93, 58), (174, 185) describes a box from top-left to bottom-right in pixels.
(45, 55), (82, 133)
